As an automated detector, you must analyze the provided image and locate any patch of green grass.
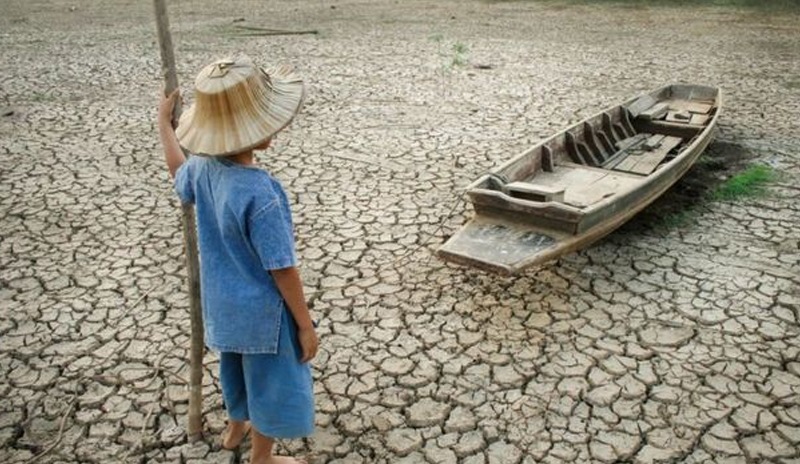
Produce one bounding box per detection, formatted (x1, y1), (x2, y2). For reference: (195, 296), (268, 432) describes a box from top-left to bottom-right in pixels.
(640, 162), (777, 232)
(30, 92), (57, 103)
(712, 164), (776, 201)
(784, 79), (800, 90)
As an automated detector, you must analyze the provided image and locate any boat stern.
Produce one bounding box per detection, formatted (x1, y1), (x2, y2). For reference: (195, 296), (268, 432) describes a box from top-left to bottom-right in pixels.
(437, 217), (559, 275)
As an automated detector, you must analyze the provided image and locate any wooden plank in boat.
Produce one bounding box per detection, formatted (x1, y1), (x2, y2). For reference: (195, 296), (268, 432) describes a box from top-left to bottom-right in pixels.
(638, 102), (669, 121)
(531, 165), (604, 188)
(530, 166), (641, 209)
(634, 119), (704, 139)
(558, 161), (644, 179)
(612, 147), (644, 172)
(506, 182), (565, 202)
(690, 113), (710, 125)
(669, 100), (713, 114)
(643, 134), (666, 150)
(604, 133), (651, 169)
(666, 111), (692, 123)
(613, 136), (682, 175)
(615, 133), (649, 151)
(565, 170), (642, 208)
(628, 95), (658, 117)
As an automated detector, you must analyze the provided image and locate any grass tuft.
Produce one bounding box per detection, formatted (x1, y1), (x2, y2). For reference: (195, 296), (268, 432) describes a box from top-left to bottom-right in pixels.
(712, 164), (776, 201)
(642, 162), (777, 232)
(784, 80), (800, 90)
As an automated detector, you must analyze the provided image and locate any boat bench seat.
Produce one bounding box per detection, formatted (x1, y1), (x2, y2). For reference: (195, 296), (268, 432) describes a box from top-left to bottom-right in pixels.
(505, 182), (565, 202)
(632, 98), (714, 135)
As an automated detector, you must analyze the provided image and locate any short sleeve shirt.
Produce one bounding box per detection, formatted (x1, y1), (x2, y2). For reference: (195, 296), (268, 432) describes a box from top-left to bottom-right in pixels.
(174, 156), (297, 354)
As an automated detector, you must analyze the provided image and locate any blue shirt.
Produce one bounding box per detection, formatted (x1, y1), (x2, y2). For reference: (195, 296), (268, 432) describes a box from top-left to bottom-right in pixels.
(174, 156), (297, 354)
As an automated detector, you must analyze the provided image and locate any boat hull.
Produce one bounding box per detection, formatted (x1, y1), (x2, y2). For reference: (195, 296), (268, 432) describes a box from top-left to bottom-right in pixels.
(438, 84), (721, 274)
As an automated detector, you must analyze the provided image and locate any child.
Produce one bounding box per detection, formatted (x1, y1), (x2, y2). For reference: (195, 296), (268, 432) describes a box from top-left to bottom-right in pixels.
(158, 55), (318, 464)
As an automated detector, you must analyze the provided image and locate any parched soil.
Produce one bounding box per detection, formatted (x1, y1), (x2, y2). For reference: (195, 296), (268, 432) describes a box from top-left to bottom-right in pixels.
(1, 1), (799, 463)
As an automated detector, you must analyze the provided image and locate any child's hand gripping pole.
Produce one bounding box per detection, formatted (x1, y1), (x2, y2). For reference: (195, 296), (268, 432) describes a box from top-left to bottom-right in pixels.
(157, 89), (186, 178)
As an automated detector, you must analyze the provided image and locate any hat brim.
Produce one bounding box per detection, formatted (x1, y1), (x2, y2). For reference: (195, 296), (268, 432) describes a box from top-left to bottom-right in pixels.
(176, 65), (305, 157)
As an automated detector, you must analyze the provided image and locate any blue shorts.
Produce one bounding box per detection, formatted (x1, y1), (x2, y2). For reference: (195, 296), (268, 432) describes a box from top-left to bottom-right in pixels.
(219, 309), (315, 439)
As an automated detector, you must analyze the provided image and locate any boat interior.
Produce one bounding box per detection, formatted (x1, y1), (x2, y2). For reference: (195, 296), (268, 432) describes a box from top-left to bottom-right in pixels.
(473, 85), (719, 215)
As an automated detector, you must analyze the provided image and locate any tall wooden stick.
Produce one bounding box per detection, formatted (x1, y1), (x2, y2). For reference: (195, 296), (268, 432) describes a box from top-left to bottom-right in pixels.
(153, 0), (205, 442)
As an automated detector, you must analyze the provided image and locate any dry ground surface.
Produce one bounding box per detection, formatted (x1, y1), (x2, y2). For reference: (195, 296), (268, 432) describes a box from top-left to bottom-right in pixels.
(1, 0), (800, 463)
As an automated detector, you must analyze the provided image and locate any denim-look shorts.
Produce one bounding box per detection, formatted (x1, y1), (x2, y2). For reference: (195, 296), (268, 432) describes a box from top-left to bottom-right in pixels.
(218, 308), (314, 439)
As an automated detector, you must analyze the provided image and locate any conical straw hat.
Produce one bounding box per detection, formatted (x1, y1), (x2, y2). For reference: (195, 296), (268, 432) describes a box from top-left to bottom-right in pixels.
(176, 55), (305, 156)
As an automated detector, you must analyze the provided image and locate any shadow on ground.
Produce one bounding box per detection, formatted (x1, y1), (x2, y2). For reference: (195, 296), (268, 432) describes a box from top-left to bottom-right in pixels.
(620, 139), (754, 234)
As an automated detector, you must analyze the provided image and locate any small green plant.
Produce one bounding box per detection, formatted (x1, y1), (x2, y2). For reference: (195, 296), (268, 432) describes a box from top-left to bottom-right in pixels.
(712, 164), (776, 201)
(31, 92), (57, 103)
(430, 35), (470, 69)
(783, 79), (800, 90)
(430, 35), (470, 97)
(451, 42), (469, 68)
(644, 162), (777, 232)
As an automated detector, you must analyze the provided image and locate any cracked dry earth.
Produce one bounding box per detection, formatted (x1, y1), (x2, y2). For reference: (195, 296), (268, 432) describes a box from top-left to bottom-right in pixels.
(2, 0), (800, 463)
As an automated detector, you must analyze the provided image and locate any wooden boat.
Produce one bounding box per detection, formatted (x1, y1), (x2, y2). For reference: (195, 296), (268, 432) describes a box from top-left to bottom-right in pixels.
(438, 84), (721, 275)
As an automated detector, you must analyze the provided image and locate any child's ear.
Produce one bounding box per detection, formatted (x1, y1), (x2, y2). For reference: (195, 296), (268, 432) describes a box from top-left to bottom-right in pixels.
(256, 138), (272, 150)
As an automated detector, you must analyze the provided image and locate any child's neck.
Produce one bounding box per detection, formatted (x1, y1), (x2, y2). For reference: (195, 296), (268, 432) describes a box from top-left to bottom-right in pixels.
(228, 150), (255, 165)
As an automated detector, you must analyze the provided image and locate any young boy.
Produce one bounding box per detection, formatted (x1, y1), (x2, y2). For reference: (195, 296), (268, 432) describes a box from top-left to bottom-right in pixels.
(158, 55), (317, 464)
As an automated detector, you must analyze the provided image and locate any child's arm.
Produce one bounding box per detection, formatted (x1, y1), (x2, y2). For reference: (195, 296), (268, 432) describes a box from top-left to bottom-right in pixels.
(158, 89), (186, 178)
(271, 267), (319, 362)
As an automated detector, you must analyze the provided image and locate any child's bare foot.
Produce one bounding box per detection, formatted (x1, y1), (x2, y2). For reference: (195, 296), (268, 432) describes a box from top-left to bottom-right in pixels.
(248, 427), (308, 463)
(220, 421), (251, 450)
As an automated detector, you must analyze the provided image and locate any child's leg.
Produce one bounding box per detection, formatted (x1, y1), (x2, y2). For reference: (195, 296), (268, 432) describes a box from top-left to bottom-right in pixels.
(250, 429), (306, 464)
(241, 316), (314, 437)
(219, 352), (250, 448)
(242, 310), (314, 462)
(220, 352), (248, 418)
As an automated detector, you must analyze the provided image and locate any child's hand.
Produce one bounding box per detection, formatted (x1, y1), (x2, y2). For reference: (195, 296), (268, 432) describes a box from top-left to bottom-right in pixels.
(158, 89), (180, 125)
(298, 326), (319, 363)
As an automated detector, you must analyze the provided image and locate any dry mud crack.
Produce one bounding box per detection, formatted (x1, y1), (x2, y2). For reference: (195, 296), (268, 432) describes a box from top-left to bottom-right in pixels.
(1, 0), (799, 463)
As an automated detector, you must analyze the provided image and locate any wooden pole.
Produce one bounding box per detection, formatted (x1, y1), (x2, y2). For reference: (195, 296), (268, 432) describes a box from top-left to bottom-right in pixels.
(153, 0), (205, 442)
